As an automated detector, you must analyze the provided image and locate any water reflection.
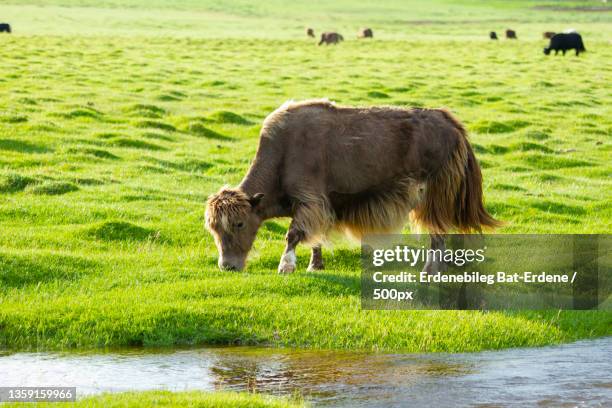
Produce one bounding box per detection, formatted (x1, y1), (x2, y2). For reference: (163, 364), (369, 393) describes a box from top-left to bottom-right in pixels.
(0, 338), (610, 407)
(207, 349), (469, 403)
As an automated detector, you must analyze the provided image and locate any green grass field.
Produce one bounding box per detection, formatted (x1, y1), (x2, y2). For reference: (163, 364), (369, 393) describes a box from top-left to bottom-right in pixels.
(4, 390), (304, 407)
(0, 0), (610, 352)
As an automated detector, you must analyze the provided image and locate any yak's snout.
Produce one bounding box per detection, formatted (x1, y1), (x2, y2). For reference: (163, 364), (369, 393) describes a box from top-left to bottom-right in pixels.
(218, 255), (245, 271)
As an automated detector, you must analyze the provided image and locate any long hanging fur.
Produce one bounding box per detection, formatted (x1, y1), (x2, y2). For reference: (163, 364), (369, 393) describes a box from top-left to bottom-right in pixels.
(336, 178), (423, 239)
(412, 110), (501, 233)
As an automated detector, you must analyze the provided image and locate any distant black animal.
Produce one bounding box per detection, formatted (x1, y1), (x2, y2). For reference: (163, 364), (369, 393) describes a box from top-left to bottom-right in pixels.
(490, 31), (498, 40)
(506, 29), (517, 39)
(544, 32), (586, 56)
(306, 28), (315, 38)
(0, 23), (11, 33)
(358, 28), (373, 38)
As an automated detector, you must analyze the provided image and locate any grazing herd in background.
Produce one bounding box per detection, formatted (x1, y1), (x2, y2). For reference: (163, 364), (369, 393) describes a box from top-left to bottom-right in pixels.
(0, 20), (587, 57)
(308, 27), (369, 44)
(309, 26), (586, 56)
(487, 28), (585, 56)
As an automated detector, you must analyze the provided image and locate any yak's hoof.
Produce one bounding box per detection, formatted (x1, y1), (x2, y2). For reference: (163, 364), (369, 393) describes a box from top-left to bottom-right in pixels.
(278, 263), (296, 274)
(307, 263), (324, 272)
(278, 251), (296, 274)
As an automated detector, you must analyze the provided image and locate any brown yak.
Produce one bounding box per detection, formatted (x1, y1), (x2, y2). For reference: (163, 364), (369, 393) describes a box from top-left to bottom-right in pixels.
(318, 32), (343, 45)
(506, 29), (517, 39)
(306, 28), (315, 38)
(543, 31), (556, 39)
(205, 100), (499, 273)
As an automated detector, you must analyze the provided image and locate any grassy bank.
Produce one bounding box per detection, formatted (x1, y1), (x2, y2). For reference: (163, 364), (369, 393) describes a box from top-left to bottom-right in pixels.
(0, 0), (610, 351)
(3, 390), (304, 407)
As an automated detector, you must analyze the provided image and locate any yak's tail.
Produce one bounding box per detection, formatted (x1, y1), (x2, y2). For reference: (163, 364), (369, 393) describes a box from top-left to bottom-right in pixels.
(412, 110), (501, 234)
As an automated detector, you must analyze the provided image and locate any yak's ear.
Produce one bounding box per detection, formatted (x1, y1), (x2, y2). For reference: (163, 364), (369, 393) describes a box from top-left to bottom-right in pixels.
(249, 193), (264, 208)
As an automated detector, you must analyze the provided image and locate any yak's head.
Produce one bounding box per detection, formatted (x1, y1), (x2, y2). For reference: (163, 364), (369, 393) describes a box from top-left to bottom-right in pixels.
(205, 187), (264, 271)
(543, 47), (551, 55)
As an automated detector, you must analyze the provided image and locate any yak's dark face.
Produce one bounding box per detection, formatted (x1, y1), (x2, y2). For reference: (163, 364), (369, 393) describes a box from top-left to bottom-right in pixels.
(543, 48), (551, 55)
(205, 188), (264, 271)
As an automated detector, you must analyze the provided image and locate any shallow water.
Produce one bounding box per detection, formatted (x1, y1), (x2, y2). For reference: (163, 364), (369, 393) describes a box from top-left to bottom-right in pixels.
(1, 337), (610, 407)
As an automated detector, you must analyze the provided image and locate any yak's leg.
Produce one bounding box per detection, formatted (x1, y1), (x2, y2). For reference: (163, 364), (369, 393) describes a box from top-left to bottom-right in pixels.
(423, 234), (447, 274)
(278, 225), (303, 274)
(278, 196), (332, 274)
(307, 244), (324, 272)
(562, 49), (567, 56)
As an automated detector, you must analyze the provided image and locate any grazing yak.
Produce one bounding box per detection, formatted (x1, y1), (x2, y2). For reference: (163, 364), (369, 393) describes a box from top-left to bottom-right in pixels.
(358, 28), (373, 38)
(306, 28), (315, 38)
(543, 31), (556, 39)
(0, 23), (11, 33)
(506, 29), (517, 39)
(318, 32), (343, 45)
(544, 32), (586, 56)
(489, 31), (498, 40)
(205, 100), (499, 273)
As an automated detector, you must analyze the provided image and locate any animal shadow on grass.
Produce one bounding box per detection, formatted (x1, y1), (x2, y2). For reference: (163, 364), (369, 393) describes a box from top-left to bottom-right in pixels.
(246, 252), (361, 297)
(307, 271), (361, 296)
(0, 139), (50, 154)
(0, 252), (98, 288)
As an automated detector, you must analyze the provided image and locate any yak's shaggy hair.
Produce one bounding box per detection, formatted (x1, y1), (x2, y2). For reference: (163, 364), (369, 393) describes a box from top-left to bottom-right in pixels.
(205, 188), (251, 233)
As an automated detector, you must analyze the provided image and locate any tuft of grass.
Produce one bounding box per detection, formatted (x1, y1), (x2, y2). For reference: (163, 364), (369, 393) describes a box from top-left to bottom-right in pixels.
(110, 138), (165, 151)
(510, 142), (553, 153)
(523, 154), (593, 170)
(60, 109), (102, 120)
(525, 130), (550, 141)
(470, 120), (530, 134)
(134, 120), (176, 132)
(66, 147), (120, 160)
(209, 111), (253, 125)
(367, 91), (390, 99)
(0, 139), (49, 153)
(85, 221), (159, 242)
(491, 183), (526, 192)
(186, 123), (234, 140)
(124, 104), (166, 118)
(0, 114), (28, 123)
(26, 181), (79, 195)
(0, 174), (37, 193)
